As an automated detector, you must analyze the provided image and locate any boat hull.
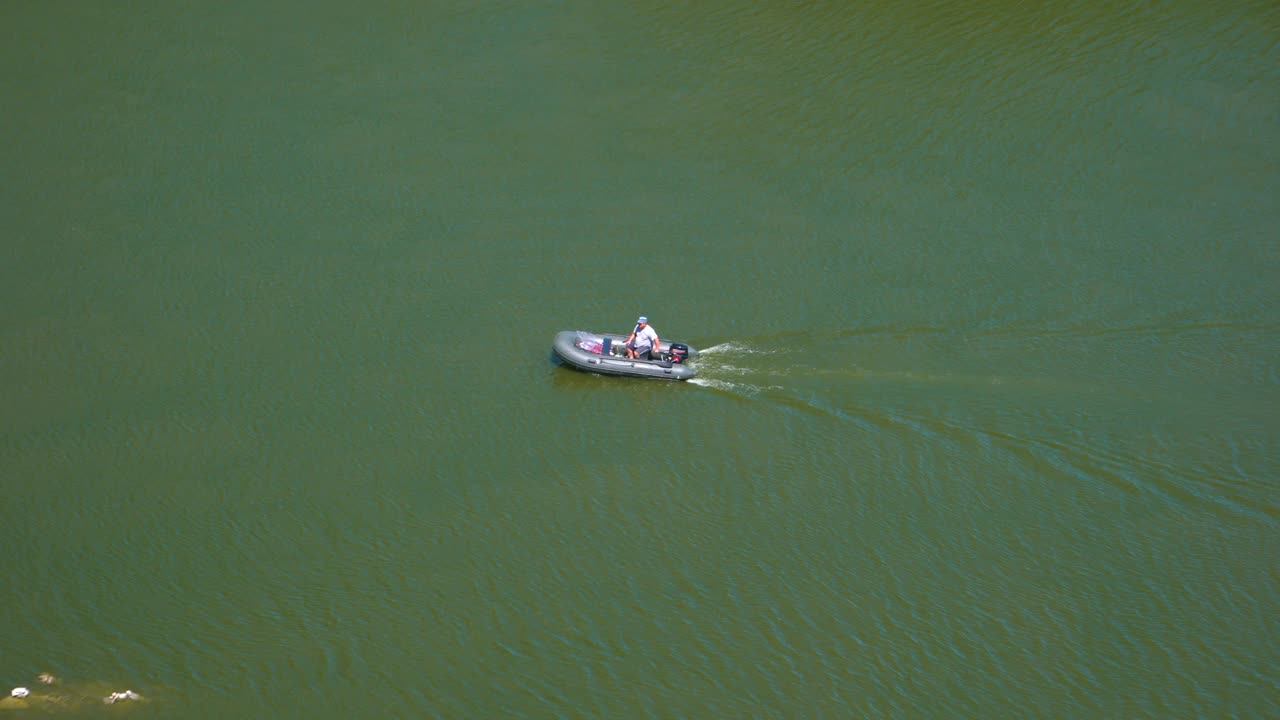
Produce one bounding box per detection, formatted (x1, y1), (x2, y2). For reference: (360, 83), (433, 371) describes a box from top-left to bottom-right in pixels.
(553, 331), (699, 381)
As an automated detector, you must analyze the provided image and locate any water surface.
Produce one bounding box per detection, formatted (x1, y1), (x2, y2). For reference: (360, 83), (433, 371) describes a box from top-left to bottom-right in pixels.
(2, 1), (1277, 717)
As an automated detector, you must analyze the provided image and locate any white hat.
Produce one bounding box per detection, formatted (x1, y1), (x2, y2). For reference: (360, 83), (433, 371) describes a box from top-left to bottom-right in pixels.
(11, 687), (30, 698)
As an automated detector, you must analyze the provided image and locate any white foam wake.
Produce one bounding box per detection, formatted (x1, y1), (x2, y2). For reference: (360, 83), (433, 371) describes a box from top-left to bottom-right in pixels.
(697, 342), (777, 356)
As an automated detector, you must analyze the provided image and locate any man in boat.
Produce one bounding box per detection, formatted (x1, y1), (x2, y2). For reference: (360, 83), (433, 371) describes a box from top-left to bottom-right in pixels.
(625, 316), (660, 360)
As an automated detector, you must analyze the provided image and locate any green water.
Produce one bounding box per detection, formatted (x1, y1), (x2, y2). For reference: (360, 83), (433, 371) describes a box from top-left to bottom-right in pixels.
(3, 1), (1277, 717)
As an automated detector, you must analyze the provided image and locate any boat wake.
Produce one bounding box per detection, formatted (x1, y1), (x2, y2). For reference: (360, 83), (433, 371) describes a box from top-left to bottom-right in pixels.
(687, 376), (781, 395)
(688, 342), (788, 395)
(690, 336), (1029, 399)
(696, 342), (779, 356)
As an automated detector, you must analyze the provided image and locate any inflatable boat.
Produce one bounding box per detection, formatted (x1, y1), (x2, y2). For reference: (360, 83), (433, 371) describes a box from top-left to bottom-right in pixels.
(552, 331), (699, 381)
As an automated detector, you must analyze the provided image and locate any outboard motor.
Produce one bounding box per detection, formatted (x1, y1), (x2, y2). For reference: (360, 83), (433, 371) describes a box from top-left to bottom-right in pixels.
(668, 343), (690, 364)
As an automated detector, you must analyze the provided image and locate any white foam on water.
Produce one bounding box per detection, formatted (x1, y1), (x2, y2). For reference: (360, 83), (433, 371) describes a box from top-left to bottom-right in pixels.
(688, 377), (783, 396)
(699, 363), (753, 376)
(689, 377), (754, 394)
(689, 341), (790, 395)
(697, 341), (777, 356)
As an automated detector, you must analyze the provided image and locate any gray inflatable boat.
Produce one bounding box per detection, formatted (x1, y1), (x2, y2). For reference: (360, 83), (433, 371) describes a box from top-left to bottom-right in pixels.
(553, 331), (699, 381)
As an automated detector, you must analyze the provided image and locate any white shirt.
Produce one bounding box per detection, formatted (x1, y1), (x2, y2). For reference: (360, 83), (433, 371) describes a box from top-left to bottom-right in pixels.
(632, 324), (658, 351)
